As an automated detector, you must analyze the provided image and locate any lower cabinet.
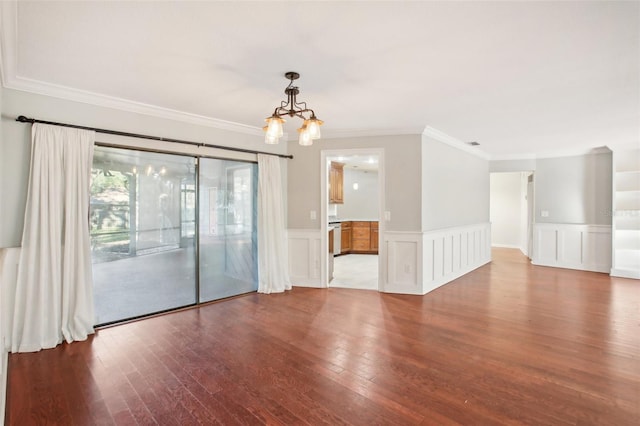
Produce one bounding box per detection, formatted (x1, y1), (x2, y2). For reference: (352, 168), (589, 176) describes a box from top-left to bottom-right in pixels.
(344, 221), (378, 254)
(341, 221), (352, 252)
(371, 222), (379, 252)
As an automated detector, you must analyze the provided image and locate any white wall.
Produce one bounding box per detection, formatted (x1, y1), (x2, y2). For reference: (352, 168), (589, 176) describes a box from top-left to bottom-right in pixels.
(337, 168), (379, 220)
(0, 88), (283, 248)
(421, 134), (490, 231)
(535, 152), (612, 225)
(490, 172), (522, 248)
(490, 158), (537, 173)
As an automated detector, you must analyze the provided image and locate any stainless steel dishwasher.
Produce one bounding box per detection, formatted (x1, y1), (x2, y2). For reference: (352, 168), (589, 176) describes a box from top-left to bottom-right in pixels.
(330, 222), (341, 256)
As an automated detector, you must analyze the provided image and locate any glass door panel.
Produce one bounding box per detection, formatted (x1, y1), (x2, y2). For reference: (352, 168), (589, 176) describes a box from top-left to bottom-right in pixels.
(90, 146), (197, 325)
(199, 158), (257, 302)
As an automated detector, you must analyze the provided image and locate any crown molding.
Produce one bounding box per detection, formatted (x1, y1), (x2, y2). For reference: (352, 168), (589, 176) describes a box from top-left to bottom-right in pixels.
(5, 76), (265, 136)
(490, 146), (614, 162)
(489, 153), (538, 161)
(422, 126), (491, 160)
(0, 2), (263, 137)
(319, 126), (425, 140)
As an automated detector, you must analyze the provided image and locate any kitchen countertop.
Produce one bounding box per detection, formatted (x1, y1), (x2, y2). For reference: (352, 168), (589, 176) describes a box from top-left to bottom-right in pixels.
(328, 219), (379, 224)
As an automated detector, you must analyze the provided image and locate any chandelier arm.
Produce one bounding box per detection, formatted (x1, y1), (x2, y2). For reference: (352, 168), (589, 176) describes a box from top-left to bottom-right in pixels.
(293, 100), (308, 111)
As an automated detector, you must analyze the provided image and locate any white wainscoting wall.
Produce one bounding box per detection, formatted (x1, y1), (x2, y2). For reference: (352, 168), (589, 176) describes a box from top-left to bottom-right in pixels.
(287, 223), (492, 295)
(287, 229), (323, 288)
(0, 247), (21, 425)
(532, 224), (611, 273)
(383, 223), (492, 294)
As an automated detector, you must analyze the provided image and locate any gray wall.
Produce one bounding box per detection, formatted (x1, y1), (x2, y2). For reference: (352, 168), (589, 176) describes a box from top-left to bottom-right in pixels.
(421, 136), (490, 231)
(287, 134), (422, 232)
(337, 168), (379, 220)
(0, 88), (282, 248)
(535, 152), (612, 225)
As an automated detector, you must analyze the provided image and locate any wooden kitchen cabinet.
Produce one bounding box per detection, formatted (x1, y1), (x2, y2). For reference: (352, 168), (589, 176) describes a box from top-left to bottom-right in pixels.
(341, 221), (352, 252)
(345, 221), (379, 254)
(370, 221), (379, 251)
(329, 162), (344, 204)
(335, 221), (379, 255)
(351, 221), (371, 252)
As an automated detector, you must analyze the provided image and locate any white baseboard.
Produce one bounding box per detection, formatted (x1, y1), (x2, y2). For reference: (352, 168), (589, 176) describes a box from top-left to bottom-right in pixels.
(610, 268), (640, 280)
(1, 349), (6, 425)
(491, 243), (519, 249)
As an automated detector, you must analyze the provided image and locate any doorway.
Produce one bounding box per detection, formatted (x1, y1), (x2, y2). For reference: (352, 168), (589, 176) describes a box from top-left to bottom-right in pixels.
(489, 171), (534, 258)
(321, 149), (384, 290)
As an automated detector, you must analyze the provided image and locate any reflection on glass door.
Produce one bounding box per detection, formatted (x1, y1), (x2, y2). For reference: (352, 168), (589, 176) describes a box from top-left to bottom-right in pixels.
(90, 147), (197, 325)
(199, 158), (258, 302)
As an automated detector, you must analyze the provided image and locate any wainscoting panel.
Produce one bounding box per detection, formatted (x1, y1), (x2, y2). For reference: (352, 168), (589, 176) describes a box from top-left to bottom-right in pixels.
(382, 223), (491, 295)
(422, 223), (492, 294)
(289, 224), (492, 295)
(287, 229), (323, 288)
(532, 224), (611, 273)
(383, 232), (422, 294)
(0, 247), (21, 425)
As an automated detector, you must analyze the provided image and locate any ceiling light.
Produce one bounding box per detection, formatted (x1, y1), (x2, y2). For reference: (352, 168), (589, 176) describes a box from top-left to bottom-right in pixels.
(264, 72), (323, 146)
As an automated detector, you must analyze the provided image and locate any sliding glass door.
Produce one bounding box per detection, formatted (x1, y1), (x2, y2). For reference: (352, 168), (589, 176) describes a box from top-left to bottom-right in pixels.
(90, 146), (257, 325)
(199, 158), (258, 302)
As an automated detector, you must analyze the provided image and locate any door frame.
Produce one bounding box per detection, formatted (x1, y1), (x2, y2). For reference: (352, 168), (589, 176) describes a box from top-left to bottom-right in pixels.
(320, 148), (385, 290)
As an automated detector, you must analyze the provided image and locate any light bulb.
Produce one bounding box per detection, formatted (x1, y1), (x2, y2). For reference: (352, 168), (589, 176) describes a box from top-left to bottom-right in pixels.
(298, 127), (313, 146)
(265, 133), (279, 144)
(265, 116), (284, 138)
(306, 118), (323, 139)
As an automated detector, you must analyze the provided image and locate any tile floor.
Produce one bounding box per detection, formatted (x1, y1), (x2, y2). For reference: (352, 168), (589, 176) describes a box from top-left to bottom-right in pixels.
(330, 254), (378, 290)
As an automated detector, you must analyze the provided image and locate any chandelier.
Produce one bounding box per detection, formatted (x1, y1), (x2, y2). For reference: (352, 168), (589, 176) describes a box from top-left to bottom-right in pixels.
(264, 71), (323, 146)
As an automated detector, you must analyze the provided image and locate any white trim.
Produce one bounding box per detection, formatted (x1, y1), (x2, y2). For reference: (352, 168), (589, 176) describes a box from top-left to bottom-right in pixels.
(532, 223), (612, 273)
(4, 76), (264, 136)
(491, 243), (520, 249)
(287, 223), (492, 295)
(0, 348), (5, 426)
(0, 2), (262, 137)
(421, 223), (492, 294)
(610, 268), (640, 280)
(490, 146), (613, 162)
(287, 229), (324, 288)
(319, 127), (424, 140)
(382, 223), (492, 295)
(320, 147), (386, 291)
(422, 126), (491, 160)
(489, 153), (539, 161)
(0, 247), (20, 425)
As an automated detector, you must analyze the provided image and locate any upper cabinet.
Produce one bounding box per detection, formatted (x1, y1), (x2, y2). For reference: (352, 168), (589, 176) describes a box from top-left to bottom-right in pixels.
(329, 162), (344, 204)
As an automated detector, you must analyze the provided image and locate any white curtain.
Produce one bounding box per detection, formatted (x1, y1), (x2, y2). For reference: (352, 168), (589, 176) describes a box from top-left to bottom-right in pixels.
(257, 154), (292, 294)
(11, 123), (96, 352)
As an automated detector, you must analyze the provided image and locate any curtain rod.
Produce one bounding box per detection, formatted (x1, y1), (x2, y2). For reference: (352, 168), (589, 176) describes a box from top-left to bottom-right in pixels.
(15, 115), (294, 159)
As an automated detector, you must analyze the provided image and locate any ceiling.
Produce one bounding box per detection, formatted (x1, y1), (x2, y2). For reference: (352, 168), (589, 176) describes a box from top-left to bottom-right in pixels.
(1, 1), (638, 159)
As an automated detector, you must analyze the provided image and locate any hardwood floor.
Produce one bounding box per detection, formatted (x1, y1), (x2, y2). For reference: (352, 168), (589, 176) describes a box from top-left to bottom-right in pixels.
(6, 248), (639, 425)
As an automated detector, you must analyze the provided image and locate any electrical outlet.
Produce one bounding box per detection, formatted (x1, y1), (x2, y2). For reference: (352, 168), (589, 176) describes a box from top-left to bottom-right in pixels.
(384, 211), (391, 221)
(310, 210), (317, 220)
(541, 210), (549, 217)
